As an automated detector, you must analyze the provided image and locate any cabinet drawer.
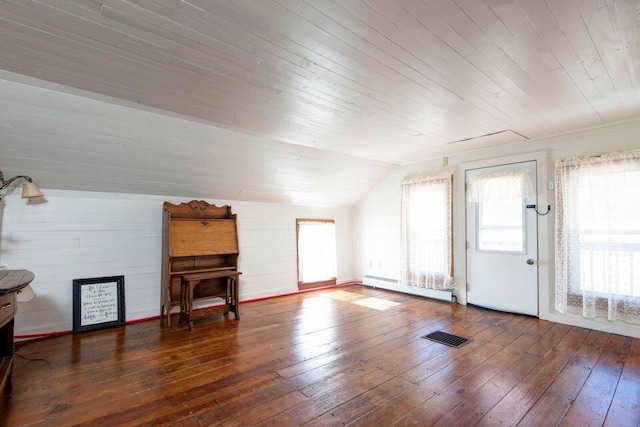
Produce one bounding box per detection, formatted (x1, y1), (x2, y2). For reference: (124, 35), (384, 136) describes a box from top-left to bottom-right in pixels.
(0, 293), (16, 327)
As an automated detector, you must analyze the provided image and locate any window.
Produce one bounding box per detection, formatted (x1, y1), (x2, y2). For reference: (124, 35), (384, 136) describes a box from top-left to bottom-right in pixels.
(296, 219), (337, 290)
(555, 150), (640, 324)
(400, 175), (453, 289)
(477, 198), (524, 253)
(468, 170), (534, 253)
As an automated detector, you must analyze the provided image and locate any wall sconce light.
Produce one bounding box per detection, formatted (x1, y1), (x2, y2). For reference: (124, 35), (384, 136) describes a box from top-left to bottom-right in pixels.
(0, 172), (43, 301)
(0, 170), (44, 202)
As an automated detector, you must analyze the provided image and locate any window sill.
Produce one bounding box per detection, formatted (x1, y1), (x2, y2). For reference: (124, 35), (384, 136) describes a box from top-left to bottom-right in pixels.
(298, 278), (337, 291)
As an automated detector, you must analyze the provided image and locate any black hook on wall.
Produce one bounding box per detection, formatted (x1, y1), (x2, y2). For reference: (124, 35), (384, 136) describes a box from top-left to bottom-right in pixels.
(526, 204), (551, 216)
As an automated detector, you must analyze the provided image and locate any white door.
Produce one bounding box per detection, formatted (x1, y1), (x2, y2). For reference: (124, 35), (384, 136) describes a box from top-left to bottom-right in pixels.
(466, 161), (538, 316)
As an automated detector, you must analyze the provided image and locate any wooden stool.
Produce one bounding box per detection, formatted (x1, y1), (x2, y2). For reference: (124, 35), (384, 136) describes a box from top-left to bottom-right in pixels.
(180, 270), (241, 330)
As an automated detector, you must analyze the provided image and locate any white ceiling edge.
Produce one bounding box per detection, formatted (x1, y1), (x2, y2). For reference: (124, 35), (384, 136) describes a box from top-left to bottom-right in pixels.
(0, 188), (359, 213)
(400, 115), (640, 167)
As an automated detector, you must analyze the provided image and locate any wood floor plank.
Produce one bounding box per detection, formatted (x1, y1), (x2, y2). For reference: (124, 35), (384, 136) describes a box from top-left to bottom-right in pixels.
(172, 381), (304, 426)
(525, 322), (573, 356)
(302, 377), (413, 427)
(392, 346), (524, 425)
(348, 341), (504, 426)
(475, 326), (590, 426)
(431, 352), (543, 426)
(211, 389), (308, 427)
(256, 369), (396, 426)
(509, 318), (555, 352)
(390, 312), (543, 426)
(83, 371), (286, 426)
(560, 334), (632, 426)
(1, 285), (639, 426)
(346, 381), (433, 427)
(399, 313), (539, 386)
(518, 330), (609, 426)
(604, 338), (640, 427)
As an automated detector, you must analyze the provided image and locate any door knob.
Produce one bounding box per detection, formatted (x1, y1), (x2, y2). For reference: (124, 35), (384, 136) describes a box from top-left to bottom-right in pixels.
(526, 259), (535, 265)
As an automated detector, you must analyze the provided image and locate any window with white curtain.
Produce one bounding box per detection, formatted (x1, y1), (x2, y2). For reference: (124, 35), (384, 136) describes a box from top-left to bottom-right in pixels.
(296, 219), (337, 289)
(400, 175), (454, 289)
(468, 171), (535, 253)
(555, 150), (640, 324)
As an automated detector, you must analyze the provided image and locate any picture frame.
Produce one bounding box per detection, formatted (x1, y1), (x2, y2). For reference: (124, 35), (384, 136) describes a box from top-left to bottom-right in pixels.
(72, 275), (125, 334)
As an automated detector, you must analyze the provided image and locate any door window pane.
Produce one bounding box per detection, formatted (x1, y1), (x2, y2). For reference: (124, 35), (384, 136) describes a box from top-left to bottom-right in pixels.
(478, 198), (524, 252)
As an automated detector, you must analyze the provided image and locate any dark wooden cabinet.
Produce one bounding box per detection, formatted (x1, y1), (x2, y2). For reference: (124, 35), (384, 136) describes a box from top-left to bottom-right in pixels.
(161, 201), (240, 327)
(1, 269), (34, 395)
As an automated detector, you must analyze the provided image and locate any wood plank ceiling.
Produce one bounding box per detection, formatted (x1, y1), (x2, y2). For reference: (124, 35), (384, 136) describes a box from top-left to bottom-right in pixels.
(1, 0), (639, 206)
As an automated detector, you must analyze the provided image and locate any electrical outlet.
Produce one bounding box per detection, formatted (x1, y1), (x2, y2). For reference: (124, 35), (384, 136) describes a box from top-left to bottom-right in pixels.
(376, 261), (382, 269)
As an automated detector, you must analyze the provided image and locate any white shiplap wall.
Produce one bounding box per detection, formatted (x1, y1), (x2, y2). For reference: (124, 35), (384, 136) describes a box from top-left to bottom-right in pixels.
(0, 190), (354, 336)
(355, 119), (640, 338)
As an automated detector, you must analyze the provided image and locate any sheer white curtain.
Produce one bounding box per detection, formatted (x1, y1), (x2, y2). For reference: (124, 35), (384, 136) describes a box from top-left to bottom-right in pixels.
(297, 220), (337, 284)
(400, 175), (454, 289)
(468, 171), (535, 203)
(555, 150), (640, 324)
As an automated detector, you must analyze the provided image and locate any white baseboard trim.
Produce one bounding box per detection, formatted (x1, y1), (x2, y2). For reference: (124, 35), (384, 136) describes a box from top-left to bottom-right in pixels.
(362, 275), (453, 302)
(544, 312), (640, 338)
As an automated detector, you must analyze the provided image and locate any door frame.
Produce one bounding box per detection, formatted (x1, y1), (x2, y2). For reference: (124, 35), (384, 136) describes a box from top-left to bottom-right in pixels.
(465, 160), (538, 315)
(454, 151), (551, 319)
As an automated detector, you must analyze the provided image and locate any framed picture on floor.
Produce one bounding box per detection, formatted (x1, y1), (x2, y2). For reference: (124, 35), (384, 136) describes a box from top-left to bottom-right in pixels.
(72, 275), (125, 334)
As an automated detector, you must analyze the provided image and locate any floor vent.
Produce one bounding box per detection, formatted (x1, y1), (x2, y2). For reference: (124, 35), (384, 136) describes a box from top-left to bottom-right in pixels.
(422, 331), (470, 348)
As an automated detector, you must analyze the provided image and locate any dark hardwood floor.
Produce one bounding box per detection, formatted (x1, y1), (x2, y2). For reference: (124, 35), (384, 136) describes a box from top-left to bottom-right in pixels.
(1, 285), (639, 426)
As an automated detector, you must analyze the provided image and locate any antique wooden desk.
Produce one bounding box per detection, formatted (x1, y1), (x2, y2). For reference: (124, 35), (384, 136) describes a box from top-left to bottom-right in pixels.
(161, 201), (241, 327)
(0, 269), (34, 394)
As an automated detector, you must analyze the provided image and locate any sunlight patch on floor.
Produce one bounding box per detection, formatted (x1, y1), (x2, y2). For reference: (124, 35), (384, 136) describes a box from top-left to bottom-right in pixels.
(352, 297), (401, 311)
(323, 290), (401, 311)
(323, 290), (365, 301)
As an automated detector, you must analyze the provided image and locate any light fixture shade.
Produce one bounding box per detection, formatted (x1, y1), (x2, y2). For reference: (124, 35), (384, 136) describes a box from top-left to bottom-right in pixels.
(16, 284), (36, 302)
(21, 182), (44, 199)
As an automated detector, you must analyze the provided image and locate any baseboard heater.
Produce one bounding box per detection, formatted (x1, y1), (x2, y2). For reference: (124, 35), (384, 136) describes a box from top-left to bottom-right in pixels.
(362, 275), (453, 303)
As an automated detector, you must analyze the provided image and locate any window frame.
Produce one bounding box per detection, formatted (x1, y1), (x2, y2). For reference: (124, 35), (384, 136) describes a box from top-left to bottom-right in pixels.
(555, 151), (640, 322)
(400, 175), (454, 288)
(296, 218), (337, 290)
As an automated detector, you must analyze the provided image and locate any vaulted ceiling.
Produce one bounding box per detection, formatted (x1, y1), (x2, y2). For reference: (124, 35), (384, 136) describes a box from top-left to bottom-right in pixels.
(1, 0), (639, 206)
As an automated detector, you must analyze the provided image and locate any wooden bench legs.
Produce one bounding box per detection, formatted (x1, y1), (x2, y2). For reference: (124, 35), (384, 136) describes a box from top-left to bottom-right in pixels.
(179, 272), (240, 330)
